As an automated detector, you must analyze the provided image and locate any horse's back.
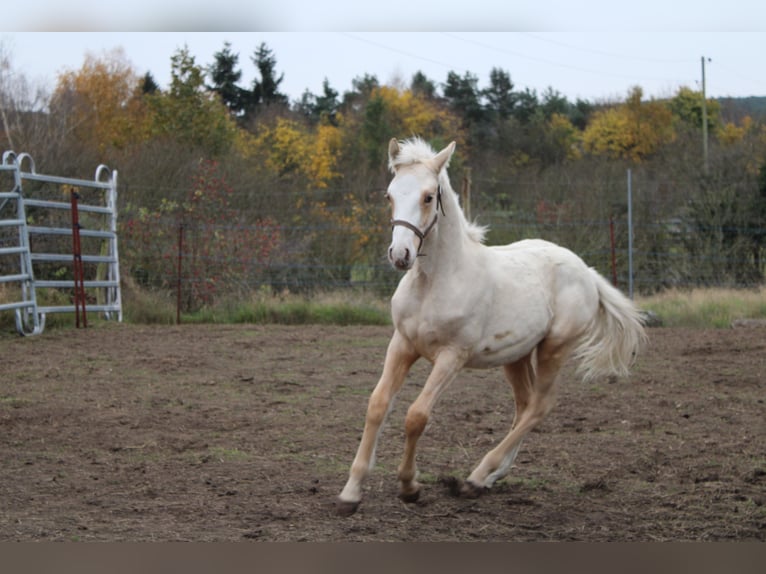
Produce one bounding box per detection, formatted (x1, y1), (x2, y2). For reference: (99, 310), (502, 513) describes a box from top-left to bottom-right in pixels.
(487, 238), (602, 343)
(488, 239), (593, 285)
(492, 238), (584, 262)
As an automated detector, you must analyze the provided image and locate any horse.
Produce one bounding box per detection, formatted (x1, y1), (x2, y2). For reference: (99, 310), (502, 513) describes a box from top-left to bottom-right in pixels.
(336, 137), (647, 516)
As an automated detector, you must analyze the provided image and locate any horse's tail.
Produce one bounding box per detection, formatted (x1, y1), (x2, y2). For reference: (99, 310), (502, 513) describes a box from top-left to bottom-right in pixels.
(573, 269), (647, 382)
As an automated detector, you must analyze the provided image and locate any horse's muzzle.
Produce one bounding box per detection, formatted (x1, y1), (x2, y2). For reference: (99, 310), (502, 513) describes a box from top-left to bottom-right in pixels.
(388, 245), (413, 271)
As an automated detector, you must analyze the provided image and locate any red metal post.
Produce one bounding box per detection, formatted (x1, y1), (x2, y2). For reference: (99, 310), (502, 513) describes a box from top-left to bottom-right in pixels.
(70, 190), (87, 328)
(176, 222), (184, 325)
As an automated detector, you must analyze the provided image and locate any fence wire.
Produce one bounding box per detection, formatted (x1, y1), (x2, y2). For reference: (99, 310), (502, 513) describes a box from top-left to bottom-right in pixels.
(118, 207), (766, 313)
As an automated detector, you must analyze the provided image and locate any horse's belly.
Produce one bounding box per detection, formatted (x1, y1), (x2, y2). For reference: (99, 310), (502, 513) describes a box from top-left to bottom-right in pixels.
(465, 335), (541, 369)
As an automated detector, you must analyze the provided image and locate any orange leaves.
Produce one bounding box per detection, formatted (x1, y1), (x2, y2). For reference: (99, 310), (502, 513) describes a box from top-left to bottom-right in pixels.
(51, 48), (147, 152)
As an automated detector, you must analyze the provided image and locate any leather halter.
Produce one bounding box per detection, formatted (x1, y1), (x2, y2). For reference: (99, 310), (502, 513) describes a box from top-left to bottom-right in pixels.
(390, 186), (445, 255)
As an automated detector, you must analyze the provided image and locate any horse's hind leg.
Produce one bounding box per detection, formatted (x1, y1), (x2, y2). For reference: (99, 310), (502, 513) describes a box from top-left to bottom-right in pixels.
(337, 330), (418, 516)
(464, 342), (568, 494)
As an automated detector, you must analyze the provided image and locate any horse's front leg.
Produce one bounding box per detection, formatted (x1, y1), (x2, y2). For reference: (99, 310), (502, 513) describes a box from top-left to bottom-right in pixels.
(337, 330), (419, 516)
(398, 348), (465, 503)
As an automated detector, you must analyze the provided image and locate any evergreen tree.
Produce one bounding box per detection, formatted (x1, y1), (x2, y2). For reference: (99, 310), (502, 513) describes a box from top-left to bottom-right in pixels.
(410, 71), (436, 99)
(361, 93), (392, 168)
(341, 74), (380, 112)
(443, 70), (485, 125)
(483, 68), (516, 120)
(251, 42), (288, 109)
(208, 41), (249, 116)
(314, 78), (340, 124)
(297, 79), (340, 125)
(513, 87), (539, 124)
(569, 98), (594, 130)
(141, 71), (159, 95)
(540, 87), (569, 119)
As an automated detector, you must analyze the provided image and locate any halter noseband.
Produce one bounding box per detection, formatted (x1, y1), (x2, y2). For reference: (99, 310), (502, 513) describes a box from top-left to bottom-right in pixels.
(390, 186), (445, 255)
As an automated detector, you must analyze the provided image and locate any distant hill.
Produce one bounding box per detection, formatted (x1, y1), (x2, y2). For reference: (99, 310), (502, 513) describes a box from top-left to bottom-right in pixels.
(717, 96), (766, 122)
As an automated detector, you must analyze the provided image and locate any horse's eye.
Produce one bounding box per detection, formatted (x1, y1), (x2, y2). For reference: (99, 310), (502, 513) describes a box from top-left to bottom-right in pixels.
(384, 193), (391, 202)
(424, 195), (433, 204)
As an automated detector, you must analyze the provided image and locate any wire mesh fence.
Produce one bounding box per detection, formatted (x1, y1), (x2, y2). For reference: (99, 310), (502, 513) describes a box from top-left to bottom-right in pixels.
(119, 207), (766, 314)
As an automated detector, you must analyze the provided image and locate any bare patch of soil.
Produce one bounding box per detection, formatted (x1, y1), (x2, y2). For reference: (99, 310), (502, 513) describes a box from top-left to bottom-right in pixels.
(1, 324), (764, 541)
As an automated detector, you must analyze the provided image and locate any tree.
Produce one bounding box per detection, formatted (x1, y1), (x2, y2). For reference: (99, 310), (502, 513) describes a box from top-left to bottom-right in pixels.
(145, 46), (238, 155)
(540, 87), (570, 119)
(360, 92), (393, 169)
(297, 78), (340, 125)
(717, 116), (752, 145)
(250, 116), (342, 189)
(542, 113), (581, 164)
(356, 85), (463, 170)
(569, 98), (594, 130)
(341, 74), (380, 112)
(410, 71), (437, 99)
(513, 87), (539, 124)
(669, 86), (720, 133)
(250, 42), (288, 112)
(350, 74), (379, 97)
(582, 86), (674, 162)
(140, 71), (159, 95)
(0, 40), (50, 152)
(208, 41), (248, 116)
(50, 47), (147, 153)
(483, 68), (516, 121)
(443, 70), (485, 126)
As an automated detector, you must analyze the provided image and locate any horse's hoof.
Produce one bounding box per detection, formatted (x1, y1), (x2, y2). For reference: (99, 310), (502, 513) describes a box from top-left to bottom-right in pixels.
(336, 498), (360, 517)
(440, 476), (463, 497)
(439, 476), (487, 498)
(399, 488), (421, 504)
(459, 480), (488, 499)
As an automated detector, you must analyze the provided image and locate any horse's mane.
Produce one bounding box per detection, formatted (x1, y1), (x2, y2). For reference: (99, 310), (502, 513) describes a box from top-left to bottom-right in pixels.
(388, 137), (447, 172)
(389, 137), (488, 244)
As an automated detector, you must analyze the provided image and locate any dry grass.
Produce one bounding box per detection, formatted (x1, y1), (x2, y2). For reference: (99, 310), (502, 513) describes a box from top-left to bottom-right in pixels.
(637, 286), (766, 328)
(4, 283), (766, 332)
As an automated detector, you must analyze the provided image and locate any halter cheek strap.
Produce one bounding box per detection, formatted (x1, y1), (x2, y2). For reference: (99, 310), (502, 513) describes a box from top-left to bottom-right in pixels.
(390, 186), (445, 255)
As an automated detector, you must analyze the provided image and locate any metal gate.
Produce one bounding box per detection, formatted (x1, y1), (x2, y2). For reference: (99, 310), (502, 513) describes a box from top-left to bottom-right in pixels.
(0, 151), (122, 335)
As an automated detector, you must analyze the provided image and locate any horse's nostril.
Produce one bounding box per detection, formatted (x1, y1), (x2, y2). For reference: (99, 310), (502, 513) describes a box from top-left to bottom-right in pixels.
(404, 248), (410, 261)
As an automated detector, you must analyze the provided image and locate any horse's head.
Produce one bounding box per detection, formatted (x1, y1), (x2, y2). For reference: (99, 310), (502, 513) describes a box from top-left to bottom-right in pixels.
(385, 138), (456, 271)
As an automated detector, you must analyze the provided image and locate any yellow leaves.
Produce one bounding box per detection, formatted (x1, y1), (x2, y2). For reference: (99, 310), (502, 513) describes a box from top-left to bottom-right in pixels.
(375, 87), (441, 135)
(266, 117), (307, 176)
(582, 88), (674, 162)
(372, 85), (462, 143)
(546, 113), (581, 161)
(717, 116), (752, 145)
(309, 121), (343, 187)
(252, 117), (343, 189)
(582, 107), (632, 159)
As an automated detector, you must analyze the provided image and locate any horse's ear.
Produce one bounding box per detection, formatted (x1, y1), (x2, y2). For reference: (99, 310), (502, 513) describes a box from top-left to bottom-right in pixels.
(388, 138), (400, 165)
(432, 141), (456, 173)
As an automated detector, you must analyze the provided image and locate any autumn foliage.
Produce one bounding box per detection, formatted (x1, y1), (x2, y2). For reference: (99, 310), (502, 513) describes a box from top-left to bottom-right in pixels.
(3, 44), (765, 306)
(122, 159), (280, 310)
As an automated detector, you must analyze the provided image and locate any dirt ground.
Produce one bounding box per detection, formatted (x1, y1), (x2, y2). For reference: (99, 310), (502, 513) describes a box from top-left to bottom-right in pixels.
(1, 322), (764, 541)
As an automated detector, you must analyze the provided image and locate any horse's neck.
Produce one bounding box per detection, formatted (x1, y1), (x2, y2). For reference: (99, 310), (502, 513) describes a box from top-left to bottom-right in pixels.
(414, 188), (470, 277)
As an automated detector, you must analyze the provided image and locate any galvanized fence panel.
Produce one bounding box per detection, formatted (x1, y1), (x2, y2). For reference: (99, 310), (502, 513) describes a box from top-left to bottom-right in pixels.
(0, 151), (122, 335)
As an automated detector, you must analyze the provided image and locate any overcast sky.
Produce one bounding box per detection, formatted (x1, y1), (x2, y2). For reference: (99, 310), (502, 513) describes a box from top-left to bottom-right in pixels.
(2, 2), (765, 104)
